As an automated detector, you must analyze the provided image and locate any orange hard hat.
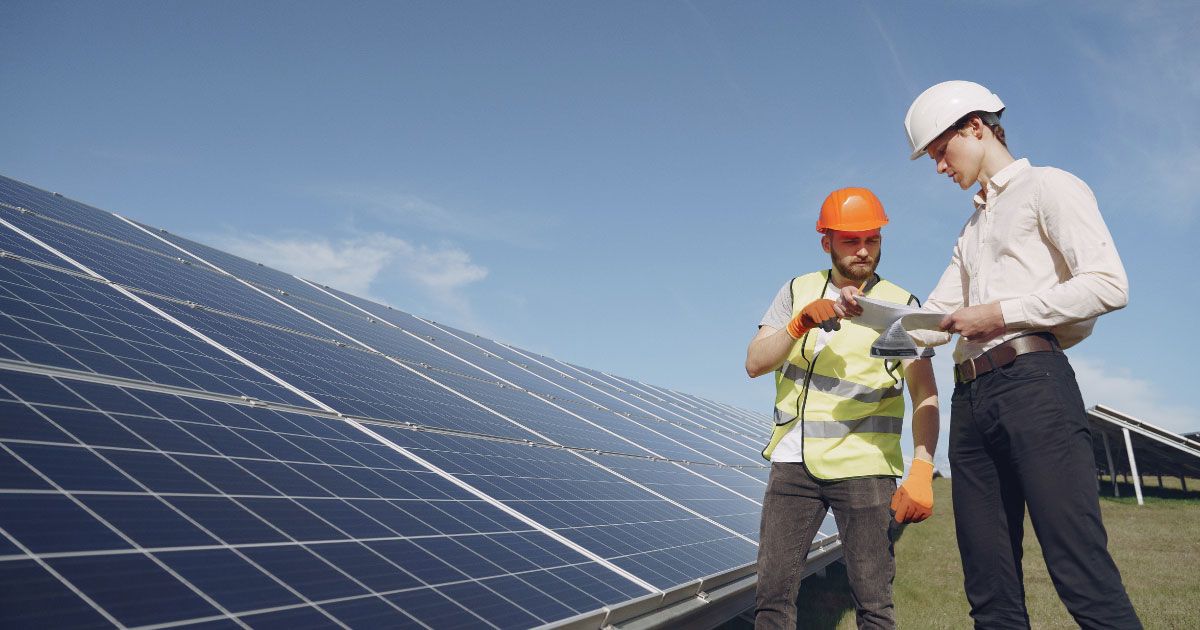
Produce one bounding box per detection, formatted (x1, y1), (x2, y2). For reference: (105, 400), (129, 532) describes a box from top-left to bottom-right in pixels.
(816, 187), (889, 233)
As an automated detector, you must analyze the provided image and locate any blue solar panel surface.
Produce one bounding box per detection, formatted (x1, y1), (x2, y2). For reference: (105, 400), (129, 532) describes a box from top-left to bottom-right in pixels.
(0, 373), (645, 627)
(0, 175), (841, 628)
(0, 258), (310, 407)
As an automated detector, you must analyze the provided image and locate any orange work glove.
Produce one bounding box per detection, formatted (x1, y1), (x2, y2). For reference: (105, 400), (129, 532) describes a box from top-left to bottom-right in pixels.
(891, 457), (935, 523)
(786, 299), (841, 339)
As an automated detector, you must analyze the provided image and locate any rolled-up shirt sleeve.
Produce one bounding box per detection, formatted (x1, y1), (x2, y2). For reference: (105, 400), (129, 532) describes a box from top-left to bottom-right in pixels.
(759, 282), (792, 330)
(998, 170), (1129, 328)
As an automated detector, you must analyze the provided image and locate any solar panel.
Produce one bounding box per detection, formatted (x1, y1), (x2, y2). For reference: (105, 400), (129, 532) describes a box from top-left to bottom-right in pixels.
(1087, 405), (1200, 503)
(0, 373), (644, 627)
(0, 174), (839, 628)
(0, 258), (309, 406)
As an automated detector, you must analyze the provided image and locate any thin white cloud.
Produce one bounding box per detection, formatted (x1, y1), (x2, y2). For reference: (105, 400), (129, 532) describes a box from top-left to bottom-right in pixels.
(1071, 355), (1200, 435)
(861, 1), (914, 97)
(215, 232), (488, 320)
(1067, 4), (1200, 227)
(85, 146), (186, 166)
(312, 186), (553, 248)
(680, 0), (757, 119)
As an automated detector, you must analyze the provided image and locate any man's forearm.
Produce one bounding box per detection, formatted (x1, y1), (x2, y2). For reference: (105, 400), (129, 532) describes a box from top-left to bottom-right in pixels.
(745, 327), (795, 378)
(903, 358), (940, 462)
(911, 399), (939, 463)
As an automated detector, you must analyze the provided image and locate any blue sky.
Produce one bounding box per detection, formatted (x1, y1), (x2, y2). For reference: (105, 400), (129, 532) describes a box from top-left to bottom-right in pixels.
(3, 1), (1198, 468)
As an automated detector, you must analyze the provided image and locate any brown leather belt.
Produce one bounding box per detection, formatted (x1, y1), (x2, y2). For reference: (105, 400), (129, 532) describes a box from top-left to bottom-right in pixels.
(954, 333), (1060, 384)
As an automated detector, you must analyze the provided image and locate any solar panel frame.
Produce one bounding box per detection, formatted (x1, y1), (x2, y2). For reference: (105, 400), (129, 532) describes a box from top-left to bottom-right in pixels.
(624, 379), (766, 440)
(413, 320), (768, 466)
(495, 342), (769, 465)
(298, 287), (764, 472)
(558, 359), (765, 442)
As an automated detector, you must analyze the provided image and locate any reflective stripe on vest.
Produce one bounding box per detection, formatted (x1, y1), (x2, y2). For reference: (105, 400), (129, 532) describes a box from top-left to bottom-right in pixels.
(779, 362), (903, 405)
(762, 270), (913, 480)
(804, 415), (903, 438)
(772, 408), (902, 437)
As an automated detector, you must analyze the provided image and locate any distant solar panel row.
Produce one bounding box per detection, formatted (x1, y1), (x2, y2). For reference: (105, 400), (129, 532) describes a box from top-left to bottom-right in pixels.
(0, 175), (836, 628)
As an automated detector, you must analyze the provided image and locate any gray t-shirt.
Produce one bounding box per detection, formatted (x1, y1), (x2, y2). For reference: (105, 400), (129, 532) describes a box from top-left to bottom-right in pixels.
(759, 281), (802, 331)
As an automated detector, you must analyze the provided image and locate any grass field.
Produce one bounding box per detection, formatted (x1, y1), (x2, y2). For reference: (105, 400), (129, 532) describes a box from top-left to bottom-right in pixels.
(729, 476), (1199, 629)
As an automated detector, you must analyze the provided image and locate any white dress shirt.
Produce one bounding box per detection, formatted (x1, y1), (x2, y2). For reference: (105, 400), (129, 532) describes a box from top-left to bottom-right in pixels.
(912, 158), (1128, 363)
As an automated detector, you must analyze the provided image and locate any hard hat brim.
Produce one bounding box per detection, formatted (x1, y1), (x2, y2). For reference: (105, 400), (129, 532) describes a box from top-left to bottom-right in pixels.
(817, 219), (888, 233)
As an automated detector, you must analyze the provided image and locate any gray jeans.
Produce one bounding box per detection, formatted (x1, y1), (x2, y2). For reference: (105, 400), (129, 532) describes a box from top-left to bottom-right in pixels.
(754, 462), (897, 630)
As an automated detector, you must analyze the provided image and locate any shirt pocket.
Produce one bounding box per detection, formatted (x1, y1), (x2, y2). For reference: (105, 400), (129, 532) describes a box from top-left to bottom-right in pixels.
(987, 198), (1040, 252)
(988, 200), (1043, 282)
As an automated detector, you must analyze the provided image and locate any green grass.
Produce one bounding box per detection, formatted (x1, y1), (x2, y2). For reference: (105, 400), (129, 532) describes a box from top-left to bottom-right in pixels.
(744, 477), (1200, 629)
(1096, 474), (1200, 505)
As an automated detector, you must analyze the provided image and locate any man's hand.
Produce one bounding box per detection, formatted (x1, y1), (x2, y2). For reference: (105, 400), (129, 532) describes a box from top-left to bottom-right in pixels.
(939, 303), (1005, 343)
(891, 458), (935, 523)
(786, 299), (840, 339)
(836, 286), (864, 318)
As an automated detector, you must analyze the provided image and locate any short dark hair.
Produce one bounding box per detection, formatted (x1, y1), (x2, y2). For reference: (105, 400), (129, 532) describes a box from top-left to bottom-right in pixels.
(954, 111), (1007, 148)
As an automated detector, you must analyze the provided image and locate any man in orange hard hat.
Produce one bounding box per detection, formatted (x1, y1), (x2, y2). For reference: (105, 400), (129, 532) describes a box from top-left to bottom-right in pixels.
(843, 80), (1140, 629)
(746, 187), (940, 629)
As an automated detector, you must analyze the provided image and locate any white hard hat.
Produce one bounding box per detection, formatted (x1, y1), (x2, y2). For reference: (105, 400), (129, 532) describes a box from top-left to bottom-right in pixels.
(904, 80), (1005, 160)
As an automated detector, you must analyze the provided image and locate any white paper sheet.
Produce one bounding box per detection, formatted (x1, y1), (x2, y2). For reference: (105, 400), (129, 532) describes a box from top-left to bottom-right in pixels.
(850, 296), (947, 359)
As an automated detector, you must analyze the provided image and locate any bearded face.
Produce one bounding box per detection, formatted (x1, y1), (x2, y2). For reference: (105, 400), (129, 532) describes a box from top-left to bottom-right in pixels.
(823, 229), (882, 284)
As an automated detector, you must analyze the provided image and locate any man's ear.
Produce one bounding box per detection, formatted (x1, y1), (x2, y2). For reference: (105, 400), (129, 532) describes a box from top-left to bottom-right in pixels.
(968, 116), (986, 140)
(821, 233), (832, 253)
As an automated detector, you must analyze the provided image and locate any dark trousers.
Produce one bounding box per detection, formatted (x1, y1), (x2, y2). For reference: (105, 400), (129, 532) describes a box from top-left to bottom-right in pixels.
(950, 351), (1141, 629)
(754, 462), (897, 630)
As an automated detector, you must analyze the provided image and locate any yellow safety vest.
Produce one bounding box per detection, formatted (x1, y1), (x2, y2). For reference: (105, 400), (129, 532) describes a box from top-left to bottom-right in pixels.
(762, 270), (913, 480)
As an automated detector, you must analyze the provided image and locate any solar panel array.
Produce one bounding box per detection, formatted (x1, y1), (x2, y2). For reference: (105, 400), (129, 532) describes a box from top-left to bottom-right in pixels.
(0, 174), (838, 629)
(1087, 405), (1200, 488)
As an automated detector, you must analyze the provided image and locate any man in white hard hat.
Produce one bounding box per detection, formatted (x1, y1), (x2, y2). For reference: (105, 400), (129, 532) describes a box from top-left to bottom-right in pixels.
(843, 80), (1141, 629)
(747, 187), (940, 630)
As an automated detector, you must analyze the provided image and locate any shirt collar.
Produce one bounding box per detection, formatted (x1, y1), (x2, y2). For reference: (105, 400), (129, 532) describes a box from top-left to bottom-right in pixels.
(973, 158), (1030, 209)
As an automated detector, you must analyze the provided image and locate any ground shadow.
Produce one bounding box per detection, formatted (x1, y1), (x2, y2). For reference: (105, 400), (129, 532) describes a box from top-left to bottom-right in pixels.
(720, 523), (912, 629)
(1097, 477), (1200, 501)
(714, 560), (855, 630)
(790, 560), (857, 629)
